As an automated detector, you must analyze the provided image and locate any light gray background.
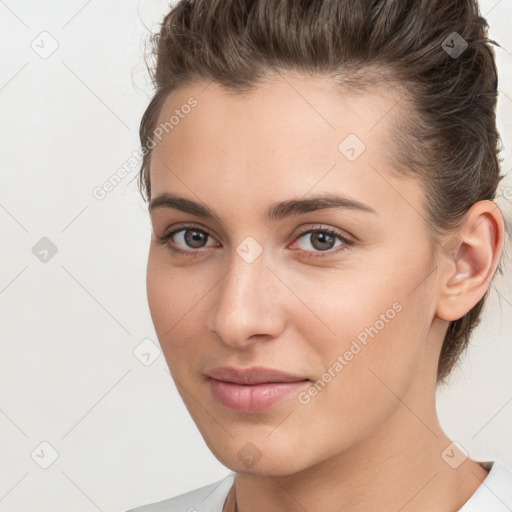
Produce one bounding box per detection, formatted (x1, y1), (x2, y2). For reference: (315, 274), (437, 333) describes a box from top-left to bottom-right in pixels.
(0, 1), (511, 511)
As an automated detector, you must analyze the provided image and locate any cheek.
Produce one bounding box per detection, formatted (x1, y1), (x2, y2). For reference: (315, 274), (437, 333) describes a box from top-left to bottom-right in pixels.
(288, 255), (432, 395)
(146, 252), (193, 357)
(146, 250), (202, 328)
(287, 287), (426, 454)
(146, 251), (211, 372)
(146, 252), (174, 332)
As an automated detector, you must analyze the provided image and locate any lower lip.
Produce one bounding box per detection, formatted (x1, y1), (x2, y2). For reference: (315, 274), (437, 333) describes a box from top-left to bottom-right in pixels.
(208, 378), (309, 413)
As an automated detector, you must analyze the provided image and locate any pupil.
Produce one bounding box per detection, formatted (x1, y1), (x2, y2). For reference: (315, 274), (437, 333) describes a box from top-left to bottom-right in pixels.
(313, 232), (334, 251)
(185, 230), (206, 248)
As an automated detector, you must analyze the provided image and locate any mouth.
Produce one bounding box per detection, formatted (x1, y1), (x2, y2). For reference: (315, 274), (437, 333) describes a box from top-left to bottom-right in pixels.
(204, 365), (308, 385)
(204, 366), (310, 412)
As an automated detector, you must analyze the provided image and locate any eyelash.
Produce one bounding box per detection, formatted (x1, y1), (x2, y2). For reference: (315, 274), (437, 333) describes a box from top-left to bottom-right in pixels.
(155, 224), (353, 259)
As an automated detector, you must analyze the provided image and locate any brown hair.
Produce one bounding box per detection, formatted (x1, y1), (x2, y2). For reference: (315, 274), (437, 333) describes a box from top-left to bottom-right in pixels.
(137, 0), (506, 385)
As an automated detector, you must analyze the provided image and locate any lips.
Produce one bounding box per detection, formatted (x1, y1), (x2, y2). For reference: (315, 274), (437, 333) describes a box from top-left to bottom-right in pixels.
(205, 365), (308, 385)
(205, 366), (310, 412)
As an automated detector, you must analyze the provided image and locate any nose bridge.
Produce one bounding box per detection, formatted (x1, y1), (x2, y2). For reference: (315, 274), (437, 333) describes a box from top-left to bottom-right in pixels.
(208, 246), (284, 346)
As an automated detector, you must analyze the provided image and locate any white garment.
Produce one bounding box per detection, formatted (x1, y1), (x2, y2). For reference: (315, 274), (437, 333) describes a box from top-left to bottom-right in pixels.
(126, 459), (512, 512)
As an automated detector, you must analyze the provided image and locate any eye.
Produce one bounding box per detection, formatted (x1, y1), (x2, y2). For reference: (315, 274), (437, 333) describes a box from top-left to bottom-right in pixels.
(155, 225), (218, 255)
(155, 223), (353, 259)
(291, 225), (353, 258)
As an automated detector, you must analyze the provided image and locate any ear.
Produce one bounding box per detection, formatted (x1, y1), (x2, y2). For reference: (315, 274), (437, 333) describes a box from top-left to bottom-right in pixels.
(436, 200), (505, 322)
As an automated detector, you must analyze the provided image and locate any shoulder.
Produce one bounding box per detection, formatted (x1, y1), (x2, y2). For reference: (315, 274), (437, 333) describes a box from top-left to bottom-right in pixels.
(125, 473), (235, 512)
(459, 459), (512, 511)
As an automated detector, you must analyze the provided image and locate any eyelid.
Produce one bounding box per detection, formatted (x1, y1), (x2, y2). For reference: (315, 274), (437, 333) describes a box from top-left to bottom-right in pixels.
(161, 222), (353, 241)
(292, 223), (354, 243)
(159, 223), (219, 245)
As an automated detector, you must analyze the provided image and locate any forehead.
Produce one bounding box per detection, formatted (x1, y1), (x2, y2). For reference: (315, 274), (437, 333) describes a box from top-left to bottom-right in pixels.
(153, 74), (406, 151)
(149, 75), (420, 221)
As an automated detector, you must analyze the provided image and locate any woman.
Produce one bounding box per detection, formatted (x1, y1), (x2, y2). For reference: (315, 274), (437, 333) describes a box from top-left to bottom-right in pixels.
(128, 0), (512, 510)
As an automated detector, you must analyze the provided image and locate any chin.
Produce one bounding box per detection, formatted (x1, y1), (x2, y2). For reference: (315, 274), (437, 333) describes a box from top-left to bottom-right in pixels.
(224, 456), (306, 477)
(202, 434), (315, 477)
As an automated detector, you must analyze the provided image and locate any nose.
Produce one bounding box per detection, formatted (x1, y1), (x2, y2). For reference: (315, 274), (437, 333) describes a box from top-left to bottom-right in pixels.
(207, 248), (287, 348)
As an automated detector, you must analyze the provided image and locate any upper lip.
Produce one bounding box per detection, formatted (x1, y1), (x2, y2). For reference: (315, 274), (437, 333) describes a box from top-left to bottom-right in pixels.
(205, 366), (308, 385)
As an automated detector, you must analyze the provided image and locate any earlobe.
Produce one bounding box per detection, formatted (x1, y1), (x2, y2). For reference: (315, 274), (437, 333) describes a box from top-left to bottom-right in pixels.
(436, 200), (504, 322)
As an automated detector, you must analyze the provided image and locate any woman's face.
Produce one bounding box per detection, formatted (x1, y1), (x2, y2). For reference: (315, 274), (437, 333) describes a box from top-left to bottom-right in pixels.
(146, 75), (444, 475)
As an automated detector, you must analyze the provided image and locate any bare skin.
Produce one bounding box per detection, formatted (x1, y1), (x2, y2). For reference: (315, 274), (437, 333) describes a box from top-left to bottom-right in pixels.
(145, 73), (503, 512)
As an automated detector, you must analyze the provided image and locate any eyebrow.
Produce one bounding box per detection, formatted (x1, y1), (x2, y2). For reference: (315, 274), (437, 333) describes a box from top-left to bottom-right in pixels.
(148, 192), (377, 222)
